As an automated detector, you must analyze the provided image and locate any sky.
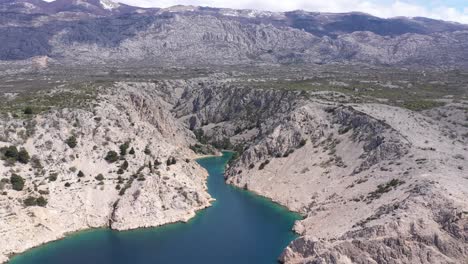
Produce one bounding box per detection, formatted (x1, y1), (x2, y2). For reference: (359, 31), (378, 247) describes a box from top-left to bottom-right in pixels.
(109, 0), (468, 23)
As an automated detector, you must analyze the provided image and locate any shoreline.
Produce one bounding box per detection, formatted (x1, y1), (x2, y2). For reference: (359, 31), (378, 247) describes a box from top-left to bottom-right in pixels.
(5, 155), (218, 264)
(6, 151), (301, 264)
(6, 196), (215, 264)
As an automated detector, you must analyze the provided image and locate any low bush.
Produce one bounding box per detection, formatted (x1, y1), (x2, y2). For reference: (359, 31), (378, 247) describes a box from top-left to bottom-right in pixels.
(66, 136), (77, 148)
(105, 151), (119, 163)
(10, 174), (25, 191)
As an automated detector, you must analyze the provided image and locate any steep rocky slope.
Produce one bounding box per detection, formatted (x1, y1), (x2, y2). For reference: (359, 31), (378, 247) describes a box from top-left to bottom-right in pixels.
(1, 1), (468, 68)
(0, 82), (213, 262)
(167, 79), (468, 263)
(1, 75), (467, 263)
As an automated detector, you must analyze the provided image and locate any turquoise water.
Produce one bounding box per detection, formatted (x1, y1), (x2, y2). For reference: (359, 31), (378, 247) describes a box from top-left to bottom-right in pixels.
(10, 152), (300, 264)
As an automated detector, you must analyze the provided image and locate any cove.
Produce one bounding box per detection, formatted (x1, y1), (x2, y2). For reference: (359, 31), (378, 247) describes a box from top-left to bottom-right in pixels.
(9, 152), (301, 264)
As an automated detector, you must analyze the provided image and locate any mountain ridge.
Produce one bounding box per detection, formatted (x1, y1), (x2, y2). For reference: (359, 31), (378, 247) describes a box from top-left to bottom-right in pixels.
(1, 0), (468, 68)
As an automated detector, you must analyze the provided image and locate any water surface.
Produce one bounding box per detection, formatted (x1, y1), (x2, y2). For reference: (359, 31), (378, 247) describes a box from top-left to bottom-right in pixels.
(10, 152), (300, 264)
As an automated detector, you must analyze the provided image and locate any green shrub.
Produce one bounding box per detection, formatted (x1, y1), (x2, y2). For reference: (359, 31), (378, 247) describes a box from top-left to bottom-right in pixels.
(37, 196), (47, 207)
(23, 107), (33, 115)
(298, 139), (307, 148)
(144, 145), (151, 155)
(95, 174), (104, 181)
(119, 142), (130, 156)
(10, 174), (25, 191)
(4, 146), (18, 159)
(121, 160), (129, 170)
(66, 136), (77, 148)
(17, 148), (30, 164)
(77, 170), (85, 177)
(105, 151), (119, 163)
(24, 196), (37, 206)
(259, 160), (270, 170)
(402, 100), (445, 111)
(64, 182), (71, 187)
(49, 173), (58, 182)
(24, 196), (48, 207)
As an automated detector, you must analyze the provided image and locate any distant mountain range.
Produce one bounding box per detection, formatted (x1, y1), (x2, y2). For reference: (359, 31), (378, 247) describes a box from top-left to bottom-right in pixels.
(1, 0), (468, 68)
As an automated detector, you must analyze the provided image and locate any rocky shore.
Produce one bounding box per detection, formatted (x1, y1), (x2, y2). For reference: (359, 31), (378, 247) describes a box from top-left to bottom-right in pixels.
(0, 82), (213, 263)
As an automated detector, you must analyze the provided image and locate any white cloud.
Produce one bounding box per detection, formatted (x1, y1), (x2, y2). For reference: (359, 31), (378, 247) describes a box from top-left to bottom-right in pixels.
(45, 0), (468, 23)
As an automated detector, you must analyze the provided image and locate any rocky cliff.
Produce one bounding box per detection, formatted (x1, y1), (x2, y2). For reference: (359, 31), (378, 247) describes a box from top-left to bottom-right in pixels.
(0, 82), (213, 262)
(167, 78), (468, 264)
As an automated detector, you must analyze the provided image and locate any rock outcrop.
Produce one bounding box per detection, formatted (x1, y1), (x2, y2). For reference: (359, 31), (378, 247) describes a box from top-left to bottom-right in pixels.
(0, 82), (212, 263)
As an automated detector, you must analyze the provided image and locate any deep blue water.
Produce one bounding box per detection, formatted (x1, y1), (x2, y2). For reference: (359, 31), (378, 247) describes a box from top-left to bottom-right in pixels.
(9, 152), (300, 264)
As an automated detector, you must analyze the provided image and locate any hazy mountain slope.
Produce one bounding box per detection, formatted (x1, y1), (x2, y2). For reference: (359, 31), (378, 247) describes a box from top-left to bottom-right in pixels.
(1, 0), (468, 68)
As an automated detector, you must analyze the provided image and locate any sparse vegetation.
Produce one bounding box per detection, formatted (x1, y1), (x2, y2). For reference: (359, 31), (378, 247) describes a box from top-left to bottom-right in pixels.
(10, 174), (25, 191)
(367, 179), (405, 201)
(23, 107), (33, 115)
(259, 160), (270, 170)
(298, 139), (307, 147)
(121, 160), (129, 170)
(105, 151), (119, 163)
(17, 148), (30, 164)
(0, 146), (29, 164)
(66, 136), (77, 148)
(144, 145), (151, 155)
(2, 146), (18, 160)
(24, 196), (47, 207)
(194, 128), (208, 144)
(95, 174), (105, 181)
(166, 157), (176, 166)
(401, 100), (445, 111)
(119, 142), (130, 156)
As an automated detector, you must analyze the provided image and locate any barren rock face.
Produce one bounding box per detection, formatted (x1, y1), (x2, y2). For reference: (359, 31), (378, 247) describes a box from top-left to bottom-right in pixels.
(0, 73), (467, 264)
(222, 102), (468, 264)
(168, 79), (468, 264)
(0, 82), (212, 263)
(1, 2), (468, 68)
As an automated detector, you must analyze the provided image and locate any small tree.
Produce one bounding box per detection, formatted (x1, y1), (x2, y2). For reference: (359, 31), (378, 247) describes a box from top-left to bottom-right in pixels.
(77, 170), (85, 177)
(4, 146), (18, 159)
(37, 196), (47, 207)
(66, 136), (77, 148)
(105, 151), (119, 163)
(24, 196), (37, 206)
(16, 148), (30, 164)
(49, 173), (58, 182)
(23, 107), (33, 115)
(10, 174), (25, 191)
(129, 147), (135, 155)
